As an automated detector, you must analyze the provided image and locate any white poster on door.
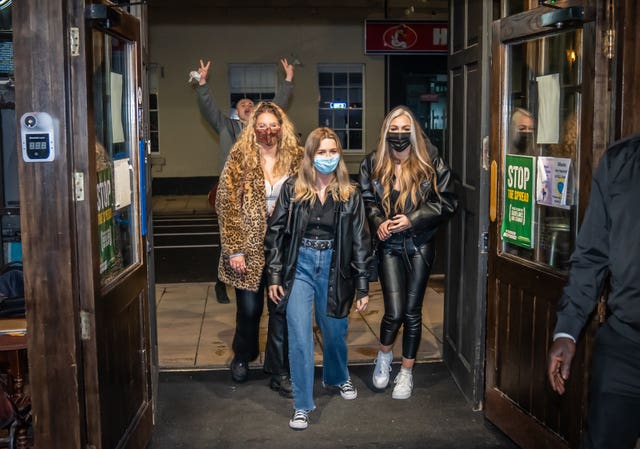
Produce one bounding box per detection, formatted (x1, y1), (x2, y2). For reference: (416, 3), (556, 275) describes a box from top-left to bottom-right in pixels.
(536, 156), (573, 209)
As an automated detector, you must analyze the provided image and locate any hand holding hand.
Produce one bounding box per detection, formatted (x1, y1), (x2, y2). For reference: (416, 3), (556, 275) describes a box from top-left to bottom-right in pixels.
(547, 337), (576, 395)
(388, 214), (411, 233)
(281, 58), (294, 82)
(377, 220), (393, 241)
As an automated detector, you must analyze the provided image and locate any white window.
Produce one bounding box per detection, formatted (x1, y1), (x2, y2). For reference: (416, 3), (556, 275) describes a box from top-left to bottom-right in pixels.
(228, 64), (277, 118)
(318, 64), (364, 151)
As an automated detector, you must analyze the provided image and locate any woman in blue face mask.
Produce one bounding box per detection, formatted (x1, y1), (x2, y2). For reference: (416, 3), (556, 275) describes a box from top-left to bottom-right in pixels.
(359, 105), (458, 399)
(265, 127), (371, 430)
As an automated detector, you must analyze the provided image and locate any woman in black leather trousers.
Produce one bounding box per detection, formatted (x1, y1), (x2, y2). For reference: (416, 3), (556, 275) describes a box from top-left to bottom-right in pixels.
(359, 105), (457, 399)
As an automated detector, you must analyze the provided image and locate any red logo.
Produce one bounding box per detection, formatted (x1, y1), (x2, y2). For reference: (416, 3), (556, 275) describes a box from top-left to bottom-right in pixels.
(382, 25), (418, 50)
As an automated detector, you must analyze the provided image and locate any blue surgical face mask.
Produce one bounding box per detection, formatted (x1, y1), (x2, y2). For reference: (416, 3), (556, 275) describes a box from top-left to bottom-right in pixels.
(314, 154), (340, 174)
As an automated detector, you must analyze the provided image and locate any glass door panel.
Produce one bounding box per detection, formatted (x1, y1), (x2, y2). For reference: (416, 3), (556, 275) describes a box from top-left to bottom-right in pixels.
(500, 29), (582, 273)
(91, 30), (140, 286)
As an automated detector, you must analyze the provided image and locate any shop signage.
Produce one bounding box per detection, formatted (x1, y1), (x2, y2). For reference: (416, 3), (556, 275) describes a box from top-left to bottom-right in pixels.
(501, 155), (536, 249)
(97, 167), (116, 274)
(364, 20), (448, 54)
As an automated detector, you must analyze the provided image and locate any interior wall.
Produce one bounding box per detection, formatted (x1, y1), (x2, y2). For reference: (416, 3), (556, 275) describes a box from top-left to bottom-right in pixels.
(149, 22), (386, 179)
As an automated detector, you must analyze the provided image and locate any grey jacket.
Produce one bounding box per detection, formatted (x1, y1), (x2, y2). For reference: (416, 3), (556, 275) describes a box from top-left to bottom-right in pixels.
(196, 80), (294, 164)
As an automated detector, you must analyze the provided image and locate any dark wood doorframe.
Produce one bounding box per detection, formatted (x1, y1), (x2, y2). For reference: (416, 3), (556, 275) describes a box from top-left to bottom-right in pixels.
(13, 1), (85, 447)
(14, 1), (155, 448)
(484, 2), (613, 447)
(613, 0), (640, 138)
(443, 0), (498, 409)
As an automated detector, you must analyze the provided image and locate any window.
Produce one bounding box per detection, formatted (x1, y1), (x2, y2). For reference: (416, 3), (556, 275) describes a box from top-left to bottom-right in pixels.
(228, 64), (277, 117)
(318, 64), (364, 151)
(149, 92), (159, 153)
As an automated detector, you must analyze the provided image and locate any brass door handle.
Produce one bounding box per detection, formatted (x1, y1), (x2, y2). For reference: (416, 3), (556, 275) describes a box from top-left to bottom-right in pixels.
(490, 160), (497, 222)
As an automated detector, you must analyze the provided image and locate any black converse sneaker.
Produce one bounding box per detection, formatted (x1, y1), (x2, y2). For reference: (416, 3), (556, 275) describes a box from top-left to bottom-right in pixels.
(289, 409), (309, 430)
(337, 377), (358, 400)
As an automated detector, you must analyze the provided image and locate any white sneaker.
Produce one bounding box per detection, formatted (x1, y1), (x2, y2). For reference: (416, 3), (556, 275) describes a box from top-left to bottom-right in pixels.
(372, 350), (393, 389)
(337, 377), (358, 400)
(289, 409), (309, 430)
(392, 369), (413, 399)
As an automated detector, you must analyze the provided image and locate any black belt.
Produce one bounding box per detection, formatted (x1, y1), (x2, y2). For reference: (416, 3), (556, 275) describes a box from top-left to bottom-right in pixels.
(301, 238), (334, 250)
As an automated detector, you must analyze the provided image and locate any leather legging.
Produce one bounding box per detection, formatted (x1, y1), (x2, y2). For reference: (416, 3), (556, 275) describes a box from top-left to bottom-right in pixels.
(232, 272), (289, 375)
(378, 239), (435, 360)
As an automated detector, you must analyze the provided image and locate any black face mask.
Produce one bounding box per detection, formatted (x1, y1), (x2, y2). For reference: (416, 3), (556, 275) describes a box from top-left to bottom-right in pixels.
(386, 132), (412, 152)
(513, 132), (534, 153)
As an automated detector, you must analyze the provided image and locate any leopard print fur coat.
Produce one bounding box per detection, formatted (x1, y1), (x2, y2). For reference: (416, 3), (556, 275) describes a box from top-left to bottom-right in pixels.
(215, 146), (302, 291)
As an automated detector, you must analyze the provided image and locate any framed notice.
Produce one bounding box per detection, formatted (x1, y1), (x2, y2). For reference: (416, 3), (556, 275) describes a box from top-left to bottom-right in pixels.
(501, 155), (536, 249)
(364, 20), (448, 54)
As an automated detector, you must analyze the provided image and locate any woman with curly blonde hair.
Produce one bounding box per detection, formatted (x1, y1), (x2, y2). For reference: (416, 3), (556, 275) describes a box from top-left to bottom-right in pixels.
(359, 105), (457, 399)
(216, 101), (303, 395)
(265, 127), (371, 430)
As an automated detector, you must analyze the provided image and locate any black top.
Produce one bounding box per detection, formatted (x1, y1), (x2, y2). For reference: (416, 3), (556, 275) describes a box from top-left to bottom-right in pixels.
(303, 195), (335, 241)
(554, 133), (640, 344)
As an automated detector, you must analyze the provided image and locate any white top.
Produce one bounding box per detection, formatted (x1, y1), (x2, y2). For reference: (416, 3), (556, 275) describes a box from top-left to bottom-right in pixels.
(265, 174), (289, 215)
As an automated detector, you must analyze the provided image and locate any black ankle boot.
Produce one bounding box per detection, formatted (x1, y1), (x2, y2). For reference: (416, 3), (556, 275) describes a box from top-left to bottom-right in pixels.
(231, 358), (248, 383)
(270, 374), (293, 398)
(215, 282), (230, 304)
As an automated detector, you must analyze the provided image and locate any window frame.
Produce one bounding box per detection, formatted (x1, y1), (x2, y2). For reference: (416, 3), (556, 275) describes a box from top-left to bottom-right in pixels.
(317, 63), (365, 152)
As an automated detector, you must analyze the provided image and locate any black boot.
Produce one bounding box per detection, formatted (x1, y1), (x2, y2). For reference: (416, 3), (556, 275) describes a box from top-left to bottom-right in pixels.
(270, 374), (293, 398)
(215, 282), (230, 304)
(231, 358), (248, 383)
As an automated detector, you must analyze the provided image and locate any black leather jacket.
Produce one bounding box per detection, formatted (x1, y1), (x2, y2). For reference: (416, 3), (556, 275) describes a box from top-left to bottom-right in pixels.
(359, 147), (458, 248)
(265, 177), (371, 318)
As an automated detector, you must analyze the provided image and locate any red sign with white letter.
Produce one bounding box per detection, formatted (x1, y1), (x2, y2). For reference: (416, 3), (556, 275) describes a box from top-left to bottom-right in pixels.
(364, 20), (448, 54)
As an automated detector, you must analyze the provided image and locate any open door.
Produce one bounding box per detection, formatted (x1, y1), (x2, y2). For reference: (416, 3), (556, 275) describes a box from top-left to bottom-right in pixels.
(76, 5), (153, 448)
(485, 4), (609, 448)
(443, 0), (497, 408)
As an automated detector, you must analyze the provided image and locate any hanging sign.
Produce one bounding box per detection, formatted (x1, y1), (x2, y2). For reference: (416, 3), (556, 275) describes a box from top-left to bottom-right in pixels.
(536, 156), (574, 209)
(364, 20), (448, 54)
(501, 155), (536, 249)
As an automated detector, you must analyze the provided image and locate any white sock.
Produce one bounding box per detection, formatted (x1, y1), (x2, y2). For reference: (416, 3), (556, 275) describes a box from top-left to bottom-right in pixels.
(378, 350), (392, 361)
(400, 367), (412, 375)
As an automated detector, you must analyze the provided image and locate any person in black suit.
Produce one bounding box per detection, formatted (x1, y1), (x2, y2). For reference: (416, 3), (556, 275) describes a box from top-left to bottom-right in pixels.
(547, 133), (640, 449)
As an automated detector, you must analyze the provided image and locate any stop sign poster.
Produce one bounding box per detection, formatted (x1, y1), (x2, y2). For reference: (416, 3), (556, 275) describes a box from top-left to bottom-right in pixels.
(501, 154), (536, 249)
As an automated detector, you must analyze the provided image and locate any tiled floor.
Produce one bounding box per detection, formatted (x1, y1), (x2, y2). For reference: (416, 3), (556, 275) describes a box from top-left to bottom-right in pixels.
(155, 279), (444, 370)
(152, 194), (445, 370)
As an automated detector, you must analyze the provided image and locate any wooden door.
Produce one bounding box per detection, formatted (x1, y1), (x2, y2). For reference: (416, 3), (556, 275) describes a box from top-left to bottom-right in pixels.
(485, 3), (609, 448)
(77, 5), (153, 448)
(443, 0), (497, 408)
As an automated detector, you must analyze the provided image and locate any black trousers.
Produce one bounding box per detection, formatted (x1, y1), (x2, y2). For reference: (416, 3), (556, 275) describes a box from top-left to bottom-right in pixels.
(582, 322), (640, 449)
(378, 240), (434, 359)
(232, 273), (289, 375)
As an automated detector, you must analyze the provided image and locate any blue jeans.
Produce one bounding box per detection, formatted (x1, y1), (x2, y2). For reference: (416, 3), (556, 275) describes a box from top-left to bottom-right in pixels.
(286, 245), (349, 411)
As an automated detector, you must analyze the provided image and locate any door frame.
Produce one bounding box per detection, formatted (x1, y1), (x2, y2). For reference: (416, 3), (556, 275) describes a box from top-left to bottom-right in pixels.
(14, 1), (155, 447)
(443, 0), (497, 409)
(485, 2), (610, 447)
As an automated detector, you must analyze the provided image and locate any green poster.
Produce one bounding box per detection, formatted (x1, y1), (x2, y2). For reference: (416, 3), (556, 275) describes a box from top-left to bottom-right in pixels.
(501, 154), (536, 249)
(97, 167), (116, 274)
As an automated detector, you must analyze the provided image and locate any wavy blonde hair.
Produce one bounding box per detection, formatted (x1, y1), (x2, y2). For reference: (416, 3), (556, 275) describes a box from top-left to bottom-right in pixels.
(372, 105), (437, 216)
(228, 101), (302, 178)
(294, 127), (354, 204)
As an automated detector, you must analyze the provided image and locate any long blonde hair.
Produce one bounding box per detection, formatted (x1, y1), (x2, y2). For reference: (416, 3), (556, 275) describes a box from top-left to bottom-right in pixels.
(229, 101), (302, 178)
(293, 127), (354, 204)
(372, 106), (437, 216)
